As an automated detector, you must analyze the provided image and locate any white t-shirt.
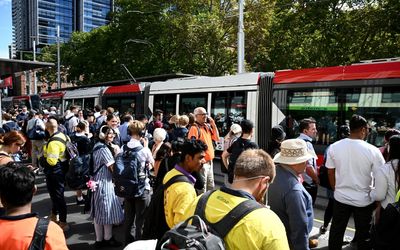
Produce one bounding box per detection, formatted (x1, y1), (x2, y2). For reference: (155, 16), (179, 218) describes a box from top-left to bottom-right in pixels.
(370, 159), (399, 209)
(326, 138), (385, 207)
(67, 115), (79, 133)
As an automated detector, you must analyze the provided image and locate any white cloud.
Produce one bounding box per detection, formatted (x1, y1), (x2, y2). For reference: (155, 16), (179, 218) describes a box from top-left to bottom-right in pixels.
(0, 0), (11, 7)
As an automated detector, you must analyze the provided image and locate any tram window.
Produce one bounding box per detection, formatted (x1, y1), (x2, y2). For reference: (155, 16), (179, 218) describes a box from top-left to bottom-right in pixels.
(121, 98), (135, 115)
(211, 91), (246, 137)
(105, 98), (119, 112)
(382, 92), (400, 103)
(345, 86), (400, 147)
(180, 93), (207, 115)
(74, 99), (83, 110)
(84, 98), (95, 111)
(153, 94), (176, 115)
(64, 100), (72, 111)
(275, 89), (338, 153)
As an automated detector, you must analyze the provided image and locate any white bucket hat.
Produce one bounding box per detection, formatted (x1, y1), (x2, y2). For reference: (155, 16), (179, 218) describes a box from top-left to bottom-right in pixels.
(273, 139), (316, 165)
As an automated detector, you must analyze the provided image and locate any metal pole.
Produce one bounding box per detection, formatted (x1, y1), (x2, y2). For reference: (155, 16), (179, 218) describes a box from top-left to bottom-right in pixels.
(57, 25), (61, 89)
(121, 64), (137, 83)
(33, 39), (37, 94)
(33, 39), (36, 61)
(237, 0), (245, 74)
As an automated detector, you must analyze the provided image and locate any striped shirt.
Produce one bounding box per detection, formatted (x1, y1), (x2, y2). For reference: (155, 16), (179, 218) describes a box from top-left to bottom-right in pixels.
(90, 142), (124, 225)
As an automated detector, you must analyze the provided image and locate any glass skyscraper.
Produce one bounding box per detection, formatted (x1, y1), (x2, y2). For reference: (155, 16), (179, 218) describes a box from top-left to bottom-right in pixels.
(78, 0), (112, 32)
(12, 0), (113, 53)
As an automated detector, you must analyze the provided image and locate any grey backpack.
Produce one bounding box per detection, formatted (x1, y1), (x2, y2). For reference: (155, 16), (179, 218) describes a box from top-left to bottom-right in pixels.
(158, 189), (262, 250)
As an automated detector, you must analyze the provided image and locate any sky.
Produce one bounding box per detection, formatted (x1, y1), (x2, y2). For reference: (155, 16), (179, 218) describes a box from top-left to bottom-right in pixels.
(0, 0), (12, 59)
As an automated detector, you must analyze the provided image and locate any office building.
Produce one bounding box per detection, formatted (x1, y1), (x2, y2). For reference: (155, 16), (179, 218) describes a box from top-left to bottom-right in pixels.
(12, 0), (113, 53)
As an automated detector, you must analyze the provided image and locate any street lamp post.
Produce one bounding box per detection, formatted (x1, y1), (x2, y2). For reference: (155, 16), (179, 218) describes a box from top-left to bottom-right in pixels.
(237, 0), (245, 74)
(33, 38), (37, 94)
(57, 25), (61, 89)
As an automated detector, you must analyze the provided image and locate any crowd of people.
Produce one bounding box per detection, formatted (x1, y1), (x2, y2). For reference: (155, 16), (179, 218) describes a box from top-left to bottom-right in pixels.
(0, 103), (399, 250)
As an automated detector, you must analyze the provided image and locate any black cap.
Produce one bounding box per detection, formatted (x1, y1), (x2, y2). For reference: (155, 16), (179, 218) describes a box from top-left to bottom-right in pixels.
(271, 125), (286, 141)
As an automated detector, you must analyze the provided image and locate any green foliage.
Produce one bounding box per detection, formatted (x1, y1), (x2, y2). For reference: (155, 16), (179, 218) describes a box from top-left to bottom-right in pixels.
(38, 0), (400, 86)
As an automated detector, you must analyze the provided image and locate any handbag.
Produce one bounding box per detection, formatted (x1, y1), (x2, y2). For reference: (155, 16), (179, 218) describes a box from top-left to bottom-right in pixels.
(318, 165), (332, 190)
(27, 119), (46, 140)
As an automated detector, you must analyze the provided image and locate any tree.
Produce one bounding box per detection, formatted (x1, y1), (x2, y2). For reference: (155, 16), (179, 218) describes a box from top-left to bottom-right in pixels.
(38, 0), (400, 86)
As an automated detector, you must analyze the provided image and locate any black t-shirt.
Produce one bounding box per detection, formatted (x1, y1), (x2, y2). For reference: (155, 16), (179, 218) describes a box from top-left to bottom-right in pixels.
(227, 137), (258, 182)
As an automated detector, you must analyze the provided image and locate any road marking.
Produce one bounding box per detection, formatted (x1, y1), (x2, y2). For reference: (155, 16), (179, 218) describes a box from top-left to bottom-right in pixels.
(314, 218), (356, 232)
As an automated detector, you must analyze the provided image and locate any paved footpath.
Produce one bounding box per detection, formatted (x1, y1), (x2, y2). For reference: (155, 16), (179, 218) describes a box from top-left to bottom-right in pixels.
(31, 161), (356, 250)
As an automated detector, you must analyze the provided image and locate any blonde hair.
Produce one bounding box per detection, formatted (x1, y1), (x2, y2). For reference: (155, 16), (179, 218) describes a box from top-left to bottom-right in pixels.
(169, 115), (180, 125)
(178, 115), (189, 128)
(128, 120), (145, 136)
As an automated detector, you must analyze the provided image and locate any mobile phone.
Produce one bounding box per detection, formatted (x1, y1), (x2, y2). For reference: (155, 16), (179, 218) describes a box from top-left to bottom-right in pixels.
(32, 167), (40, 174)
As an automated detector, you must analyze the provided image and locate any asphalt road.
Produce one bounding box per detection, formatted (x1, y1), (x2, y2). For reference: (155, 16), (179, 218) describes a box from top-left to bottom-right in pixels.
(31, 160), (356, 250)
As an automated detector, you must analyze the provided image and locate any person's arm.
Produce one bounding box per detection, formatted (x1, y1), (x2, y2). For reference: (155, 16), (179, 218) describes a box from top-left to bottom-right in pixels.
(221, 150), (230, 169)
(172, 187), (197, 227)
(285, 189), (310, 250)
(208, 117), (219, 141)
(0, 156), (13, 165)
(46, 141), (62, 166)
(370, 167), (388, 202)
(102, 147), (115, 172)
(154, 160), (161, 176)
(326, 146), (336, 190)
(306, 164), (319, 184)
(328, 169), (336, 191)
(187, 125), (199, 140)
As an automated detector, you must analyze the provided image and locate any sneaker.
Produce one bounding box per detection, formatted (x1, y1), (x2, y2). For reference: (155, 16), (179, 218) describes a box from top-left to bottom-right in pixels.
(76, 196), (85, 205)
(319, 225), (327, 234)
(309, 238), (319, 248)
(103, 237), (122, 248)
(94, 241), (105, 249)
(58, 222), (70, 232)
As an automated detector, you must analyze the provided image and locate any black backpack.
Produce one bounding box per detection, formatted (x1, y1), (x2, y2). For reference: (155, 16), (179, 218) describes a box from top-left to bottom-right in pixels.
(28, 217), (50, 250)
(27, 119), (46, 140)
(66, 154), (91, 190)
(372, 201), (400, 250)
(157, 189), (263, 250)
(113, 145), (147, 198)
(142, 175), (191, 240)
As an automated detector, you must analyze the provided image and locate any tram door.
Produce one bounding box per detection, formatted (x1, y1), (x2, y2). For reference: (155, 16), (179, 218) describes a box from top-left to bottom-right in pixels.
(210, 91), (247, 151)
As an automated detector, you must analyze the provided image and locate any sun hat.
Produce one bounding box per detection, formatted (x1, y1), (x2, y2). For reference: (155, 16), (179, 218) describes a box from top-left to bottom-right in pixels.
(230, 124), (242, 135)
(273, 139), (316, 165)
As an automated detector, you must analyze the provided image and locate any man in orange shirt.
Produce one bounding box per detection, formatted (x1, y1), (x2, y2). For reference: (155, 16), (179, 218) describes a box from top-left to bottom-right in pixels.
(188, 107), (219, 193)
(0, 163), (68, 250)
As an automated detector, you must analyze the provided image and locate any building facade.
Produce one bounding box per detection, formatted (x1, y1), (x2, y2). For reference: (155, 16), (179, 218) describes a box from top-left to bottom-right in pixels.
(12, 0), (113, 53)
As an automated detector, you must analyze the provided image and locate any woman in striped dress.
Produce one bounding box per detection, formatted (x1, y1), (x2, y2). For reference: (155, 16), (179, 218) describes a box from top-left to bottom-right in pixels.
(90, 125), (124, 248)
